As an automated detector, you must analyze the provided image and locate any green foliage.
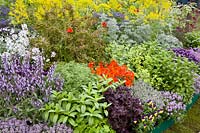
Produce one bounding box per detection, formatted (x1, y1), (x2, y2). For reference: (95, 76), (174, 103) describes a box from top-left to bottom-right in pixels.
(108, 42), (198, 104)
(40, 79), (120, 128)
(131, 79), (165, 109)
(185, 30), (200, 48)
(134, 102), (162, 133)
(30, 7), (109, 64)
(74, 119), (115, 133)
(55, 61), (97, 94)
(156, 33), (183, 49)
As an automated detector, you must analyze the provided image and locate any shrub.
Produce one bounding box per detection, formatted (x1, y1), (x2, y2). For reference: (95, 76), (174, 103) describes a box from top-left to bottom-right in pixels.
(88, 60), (135, 86)
(30, 14), (108, 63)
(0, 54), (63, 122)
(0, 118), (73, 133)
(185, 30), (200, 47)
(108, 42), (198, 104)
(131, 79), (165, 109)
(55, 61), (97, 94)
(40, 79), (118, 128)
(156, 33), (183, 49)
(103, 85), (143, 133)
(97, 14), (155, 45)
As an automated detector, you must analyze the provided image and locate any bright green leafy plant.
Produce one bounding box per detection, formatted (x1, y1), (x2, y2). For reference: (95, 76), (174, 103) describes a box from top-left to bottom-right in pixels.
(55, 61), (97, 94)
(185, 30), (200, 48)
(40, 78), (120, 128)
(108, 42), (198, 104)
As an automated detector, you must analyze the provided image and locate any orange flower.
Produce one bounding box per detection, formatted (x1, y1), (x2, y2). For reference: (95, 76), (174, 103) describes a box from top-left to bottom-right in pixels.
(101, 21), (107, 28)
(88, 60), (135, 87)
(88, 62), (95, 68)
(66, 27), (73, 33)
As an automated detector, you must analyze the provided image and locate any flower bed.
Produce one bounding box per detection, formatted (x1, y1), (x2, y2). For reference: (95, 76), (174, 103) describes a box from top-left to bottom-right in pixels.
(0, 0), (200, 133)
(151, 93), (200, 133)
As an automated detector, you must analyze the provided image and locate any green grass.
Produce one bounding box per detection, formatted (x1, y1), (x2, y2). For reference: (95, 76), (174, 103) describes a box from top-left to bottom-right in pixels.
(164, 98), (200, 133)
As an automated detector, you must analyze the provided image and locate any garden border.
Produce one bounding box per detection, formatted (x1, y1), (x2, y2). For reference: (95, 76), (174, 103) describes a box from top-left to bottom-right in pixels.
(150, 94), (200, 133)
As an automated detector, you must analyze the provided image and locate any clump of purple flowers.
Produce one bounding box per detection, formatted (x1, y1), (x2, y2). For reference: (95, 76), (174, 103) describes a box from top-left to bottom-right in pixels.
(162, 91), (186, 115)
(0, 6), (10, 28)
(172, 48), (200, 64)
(104, 86), (143, 133)
(0, 53), (63, 120)
(0, 118), (73, 133)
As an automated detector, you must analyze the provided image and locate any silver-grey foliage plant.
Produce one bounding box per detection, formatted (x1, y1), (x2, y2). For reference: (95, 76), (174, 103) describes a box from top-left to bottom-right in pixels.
(156, 33), (183, 49)
(131, 79), (165, 109)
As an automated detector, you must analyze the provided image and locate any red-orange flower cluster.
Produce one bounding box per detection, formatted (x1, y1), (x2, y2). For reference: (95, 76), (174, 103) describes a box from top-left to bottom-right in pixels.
(88, 60), (134, 86)
(101, 21), (107, 28)
(66, 27), (73, 33)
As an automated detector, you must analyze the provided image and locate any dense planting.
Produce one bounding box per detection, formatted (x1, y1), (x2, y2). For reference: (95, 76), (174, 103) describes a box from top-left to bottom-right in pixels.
(0, 0), (200, 132)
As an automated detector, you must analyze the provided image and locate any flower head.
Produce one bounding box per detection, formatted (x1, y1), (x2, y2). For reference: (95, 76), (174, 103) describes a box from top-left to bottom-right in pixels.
(101, 21), (107, 28)
(66, 27), (73, 33)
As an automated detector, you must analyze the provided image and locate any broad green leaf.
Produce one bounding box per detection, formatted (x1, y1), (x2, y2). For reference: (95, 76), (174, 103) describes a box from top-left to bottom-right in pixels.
(81, 105), (86, 113)
(53, 114), (58, 124)
(43, 111), (49, 122)
(69, 112), (77, 118)
(62, 116), (69, 123)
(93, 113), (103, 119)
(48, 110), (56, 113)
(57, 115), (65, 123)
(88, 117), (94, 125)
(69, 118), (77, 127)
(65, 103), (71, 112)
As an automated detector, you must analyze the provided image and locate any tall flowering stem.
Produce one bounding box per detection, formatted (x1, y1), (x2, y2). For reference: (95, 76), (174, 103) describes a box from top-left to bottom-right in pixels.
(0, 54), (63, 120)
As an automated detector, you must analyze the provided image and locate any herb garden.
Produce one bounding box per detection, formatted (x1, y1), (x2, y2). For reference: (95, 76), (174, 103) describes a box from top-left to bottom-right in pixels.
(0, 0), (200, 133)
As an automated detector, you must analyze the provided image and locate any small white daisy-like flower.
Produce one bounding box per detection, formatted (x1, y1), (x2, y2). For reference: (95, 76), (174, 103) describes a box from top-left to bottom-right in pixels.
(51, 51), (56, 58)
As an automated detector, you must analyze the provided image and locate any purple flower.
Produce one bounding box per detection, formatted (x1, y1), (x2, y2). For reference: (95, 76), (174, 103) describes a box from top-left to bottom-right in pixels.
(172, 48), (200, 64)
(112, 12), (125, 19)
(0, 54), (63, 119)
(0, 118), (73, 133)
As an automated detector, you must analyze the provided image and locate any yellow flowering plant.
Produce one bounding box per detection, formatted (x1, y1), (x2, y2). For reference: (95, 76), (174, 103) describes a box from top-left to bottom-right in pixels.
(9, 0), (173, 24)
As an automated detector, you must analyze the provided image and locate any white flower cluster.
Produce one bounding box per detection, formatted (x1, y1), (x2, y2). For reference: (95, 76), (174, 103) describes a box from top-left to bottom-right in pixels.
(0, 24), (30, 56)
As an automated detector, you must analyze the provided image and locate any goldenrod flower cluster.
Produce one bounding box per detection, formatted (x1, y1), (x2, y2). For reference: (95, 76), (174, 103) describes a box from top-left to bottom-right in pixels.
(9, 0), (172, 24)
